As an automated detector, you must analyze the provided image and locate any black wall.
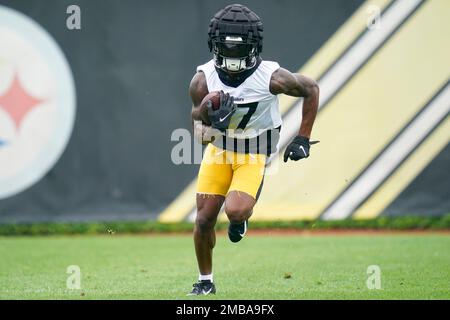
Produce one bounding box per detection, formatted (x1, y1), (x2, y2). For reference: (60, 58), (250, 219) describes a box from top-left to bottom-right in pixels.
(384, 145), (450, 217)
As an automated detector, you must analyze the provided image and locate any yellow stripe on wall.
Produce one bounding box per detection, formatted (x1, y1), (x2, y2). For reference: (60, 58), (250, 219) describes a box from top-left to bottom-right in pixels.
(353, 116), (450, 219)
(278, 0), (392, 115)
(254, 0), (450, 220)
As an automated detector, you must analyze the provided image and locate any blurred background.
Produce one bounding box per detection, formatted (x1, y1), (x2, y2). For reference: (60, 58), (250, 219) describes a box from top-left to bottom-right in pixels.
(0, 0), (448, 225)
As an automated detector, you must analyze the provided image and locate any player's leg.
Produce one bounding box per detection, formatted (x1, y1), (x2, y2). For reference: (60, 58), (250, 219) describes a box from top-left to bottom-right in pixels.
(224, 190), (255, 242)
(194, 194), (224, 276)
(224, 152), (266, 242)
(189, 144), (232, 295)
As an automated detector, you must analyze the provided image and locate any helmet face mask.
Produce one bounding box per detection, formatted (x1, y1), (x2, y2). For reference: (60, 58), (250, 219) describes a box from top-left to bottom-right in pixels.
(212, 36), (257, 73)
(208, 4), (263, 74)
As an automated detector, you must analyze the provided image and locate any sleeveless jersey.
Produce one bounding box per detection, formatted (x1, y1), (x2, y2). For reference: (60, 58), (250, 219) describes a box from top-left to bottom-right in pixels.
(196, 59), (282, 140)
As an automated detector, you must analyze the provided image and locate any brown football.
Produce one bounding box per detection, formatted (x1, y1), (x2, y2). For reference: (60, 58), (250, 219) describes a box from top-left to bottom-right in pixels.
(199, 91), (220, 125)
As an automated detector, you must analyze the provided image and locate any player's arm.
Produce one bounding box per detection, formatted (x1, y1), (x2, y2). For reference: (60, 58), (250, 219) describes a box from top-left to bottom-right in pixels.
(189, 71), (215, 144)
(190, 71), (208, 121)
(269, 67), (320, 162)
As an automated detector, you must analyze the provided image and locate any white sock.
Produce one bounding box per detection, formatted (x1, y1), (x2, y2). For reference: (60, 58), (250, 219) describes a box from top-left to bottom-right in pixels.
(199, 273), (213, 282)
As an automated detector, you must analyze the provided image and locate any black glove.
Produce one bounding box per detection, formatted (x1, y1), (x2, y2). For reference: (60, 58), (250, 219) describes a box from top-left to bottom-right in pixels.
(207, 91), (237, 132)
(284, 135), (315, 162)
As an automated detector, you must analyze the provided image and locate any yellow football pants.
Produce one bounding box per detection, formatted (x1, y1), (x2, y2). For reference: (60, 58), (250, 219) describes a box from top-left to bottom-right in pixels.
(197, 143), (266, 199)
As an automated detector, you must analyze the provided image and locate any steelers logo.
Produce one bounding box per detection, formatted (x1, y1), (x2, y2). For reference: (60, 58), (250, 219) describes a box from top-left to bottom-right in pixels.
(0, 6), (76, 199)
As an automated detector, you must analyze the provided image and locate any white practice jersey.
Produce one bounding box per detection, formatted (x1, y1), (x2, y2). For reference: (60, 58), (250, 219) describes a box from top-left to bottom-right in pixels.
(196, 59), (282, 139)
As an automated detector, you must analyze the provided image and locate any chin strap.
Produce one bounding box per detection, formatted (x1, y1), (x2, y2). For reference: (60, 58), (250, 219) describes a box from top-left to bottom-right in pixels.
(222, 57), (247, 72)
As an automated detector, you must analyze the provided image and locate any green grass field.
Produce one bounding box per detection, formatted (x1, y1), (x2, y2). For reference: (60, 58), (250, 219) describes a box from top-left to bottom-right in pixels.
(1, 233), (449, 299)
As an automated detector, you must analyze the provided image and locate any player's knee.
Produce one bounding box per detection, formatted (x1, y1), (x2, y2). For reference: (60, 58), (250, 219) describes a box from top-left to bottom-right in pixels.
(195, 215), (216, 233)
(224, 202), (252, 223)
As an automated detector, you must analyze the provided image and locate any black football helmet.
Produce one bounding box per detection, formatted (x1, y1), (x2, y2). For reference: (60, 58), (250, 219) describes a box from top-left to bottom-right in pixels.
(208, 4), (263, 73)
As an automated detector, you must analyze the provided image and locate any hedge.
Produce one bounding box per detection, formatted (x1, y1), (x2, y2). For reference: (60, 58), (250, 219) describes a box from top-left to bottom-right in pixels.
(0, 214), (449, 236)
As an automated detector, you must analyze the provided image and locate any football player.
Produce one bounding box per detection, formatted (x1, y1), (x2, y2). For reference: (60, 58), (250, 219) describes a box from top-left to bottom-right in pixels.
(188, 4), (319, 295)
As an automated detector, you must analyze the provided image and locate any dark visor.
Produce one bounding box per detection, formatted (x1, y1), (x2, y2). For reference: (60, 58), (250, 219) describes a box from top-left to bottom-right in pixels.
(216, 42), (253, 58)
